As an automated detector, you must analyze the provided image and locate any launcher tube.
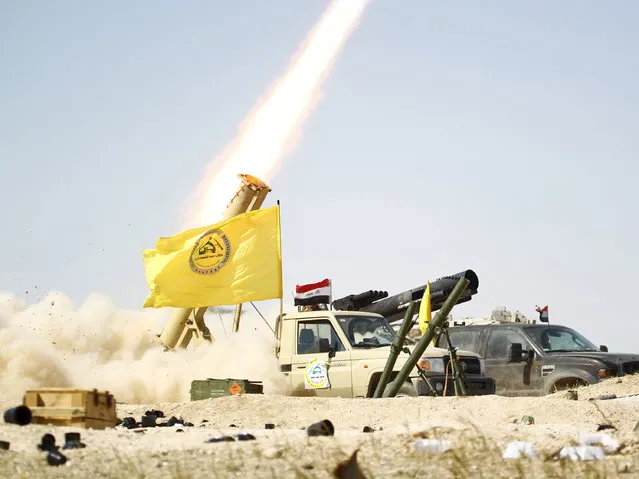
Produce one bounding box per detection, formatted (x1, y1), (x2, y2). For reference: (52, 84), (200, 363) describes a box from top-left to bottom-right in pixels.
(373, 301), (416, 398)
(382, 277), (470, 398)
(156, 174), (272, 350)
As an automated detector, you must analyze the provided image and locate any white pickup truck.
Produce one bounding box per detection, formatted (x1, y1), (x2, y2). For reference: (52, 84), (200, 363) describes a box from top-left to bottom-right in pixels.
(274, 309), (496, 397)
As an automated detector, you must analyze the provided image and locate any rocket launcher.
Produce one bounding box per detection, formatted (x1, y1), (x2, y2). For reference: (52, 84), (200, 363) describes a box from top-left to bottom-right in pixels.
(331, 269), (479, 323)
(155, 174), (272, 350)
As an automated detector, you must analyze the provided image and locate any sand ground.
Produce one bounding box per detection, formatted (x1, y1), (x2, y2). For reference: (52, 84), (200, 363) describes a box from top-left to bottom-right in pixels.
(1, 376), (639, 478)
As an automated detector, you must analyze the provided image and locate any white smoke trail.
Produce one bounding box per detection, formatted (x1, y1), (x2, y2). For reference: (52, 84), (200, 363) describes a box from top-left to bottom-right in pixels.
(183, 0), (372, 229)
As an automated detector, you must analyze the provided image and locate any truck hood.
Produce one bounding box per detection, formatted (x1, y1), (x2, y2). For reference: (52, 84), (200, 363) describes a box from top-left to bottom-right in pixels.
(547, 351), (639, 363)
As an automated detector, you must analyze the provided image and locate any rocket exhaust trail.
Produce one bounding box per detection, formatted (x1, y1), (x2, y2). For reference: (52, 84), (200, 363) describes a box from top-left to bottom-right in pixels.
(183, 0), (372, 229)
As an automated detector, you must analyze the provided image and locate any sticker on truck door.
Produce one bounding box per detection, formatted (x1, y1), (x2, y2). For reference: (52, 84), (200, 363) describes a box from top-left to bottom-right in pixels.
(304, 358), (331, 389)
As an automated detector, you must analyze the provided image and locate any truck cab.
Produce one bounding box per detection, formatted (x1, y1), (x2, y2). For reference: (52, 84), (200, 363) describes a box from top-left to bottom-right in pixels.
(438, 309), (639, 396)
(275, 310), (496, 397)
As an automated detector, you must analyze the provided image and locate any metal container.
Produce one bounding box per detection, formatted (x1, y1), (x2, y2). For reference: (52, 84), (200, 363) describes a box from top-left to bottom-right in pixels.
(190, 378), (263, 401)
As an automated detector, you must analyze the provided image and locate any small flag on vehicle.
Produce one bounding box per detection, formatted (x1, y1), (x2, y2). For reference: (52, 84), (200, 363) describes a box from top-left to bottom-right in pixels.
(535, 305), (549, 323)
(294, 279), (332, 306)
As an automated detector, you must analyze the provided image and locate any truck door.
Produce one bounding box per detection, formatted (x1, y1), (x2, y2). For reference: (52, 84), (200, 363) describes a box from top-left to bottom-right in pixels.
(290, 318), (352, 397)
(483, 328), (542, 396)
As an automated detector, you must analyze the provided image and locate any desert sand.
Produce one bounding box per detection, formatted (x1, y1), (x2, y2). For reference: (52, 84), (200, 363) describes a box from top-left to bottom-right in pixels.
(1, 375), (639, 478)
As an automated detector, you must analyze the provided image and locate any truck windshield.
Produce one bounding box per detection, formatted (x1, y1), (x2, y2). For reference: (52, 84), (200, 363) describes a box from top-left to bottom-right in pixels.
(526, 326), (599, 352)
(336, 315), (395, 348)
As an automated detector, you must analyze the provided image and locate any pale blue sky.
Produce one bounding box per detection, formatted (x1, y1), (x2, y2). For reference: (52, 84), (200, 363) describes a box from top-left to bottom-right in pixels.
(1, 1), (637, 351)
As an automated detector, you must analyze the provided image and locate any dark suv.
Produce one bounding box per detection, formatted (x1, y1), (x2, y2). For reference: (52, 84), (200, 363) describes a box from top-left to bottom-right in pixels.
(436, 323), (639, 396)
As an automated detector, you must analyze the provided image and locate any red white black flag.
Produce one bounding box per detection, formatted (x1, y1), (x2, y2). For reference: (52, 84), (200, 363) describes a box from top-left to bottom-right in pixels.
(535, 305), (549, 323)
(294, 279), (332, 306)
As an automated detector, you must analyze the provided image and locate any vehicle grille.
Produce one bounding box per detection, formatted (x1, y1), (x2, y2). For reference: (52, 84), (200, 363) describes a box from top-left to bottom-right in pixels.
(444, 356), (481, 375)
(622, 361), (639, 375)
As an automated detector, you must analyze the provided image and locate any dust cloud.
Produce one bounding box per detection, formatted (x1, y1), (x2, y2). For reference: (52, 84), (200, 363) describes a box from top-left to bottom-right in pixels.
(0, 291), (288, 404)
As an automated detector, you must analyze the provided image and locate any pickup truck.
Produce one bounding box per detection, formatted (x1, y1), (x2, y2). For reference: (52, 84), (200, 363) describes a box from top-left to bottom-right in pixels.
(436, 322), (639, 396)
(274, 309), (496, 397)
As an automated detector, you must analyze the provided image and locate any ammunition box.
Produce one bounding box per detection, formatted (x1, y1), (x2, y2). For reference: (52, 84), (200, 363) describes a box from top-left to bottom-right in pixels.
(23, 388), (117, 429)
(190, 378), (263, 401)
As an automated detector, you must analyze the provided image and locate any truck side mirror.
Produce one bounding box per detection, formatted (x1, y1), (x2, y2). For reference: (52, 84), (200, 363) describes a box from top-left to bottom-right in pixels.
(318, 338), (331, 353)
(600, 345), (608, 352)
(328, 348), (336, 358)
(507, 343), (523, 362)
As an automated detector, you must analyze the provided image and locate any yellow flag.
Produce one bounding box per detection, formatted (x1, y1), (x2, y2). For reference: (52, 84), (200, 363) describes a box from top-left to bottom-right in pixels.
(142, 205), (282, 308)
(418, 281), (432, 336)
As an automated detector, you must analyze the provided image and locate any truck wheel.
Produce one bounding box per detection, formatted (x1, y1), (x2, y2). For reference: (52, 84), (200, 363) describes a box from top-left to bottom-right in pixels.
(550, 378), (589, 393)
(395, 382), (418, 398)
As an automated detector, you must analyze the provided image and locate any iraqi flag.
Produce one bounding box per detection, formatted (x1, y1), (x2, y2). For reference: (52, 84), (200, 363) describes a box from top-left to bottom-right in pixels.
(294, 279), (332, 306)
(536, 305), (549, 322)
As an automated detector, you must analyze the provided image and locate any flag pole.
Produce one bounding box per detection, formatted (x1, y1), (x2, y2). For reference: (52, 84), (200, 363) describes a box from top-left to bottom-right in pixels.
(276, 200), (284, 349)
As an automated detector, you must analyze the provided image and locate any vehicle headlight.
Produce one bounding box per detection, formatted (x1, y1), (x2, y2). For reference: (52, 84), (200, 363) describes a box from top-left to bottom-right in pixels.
(418, 357), (445, 374)
(479, 358), (485, 375)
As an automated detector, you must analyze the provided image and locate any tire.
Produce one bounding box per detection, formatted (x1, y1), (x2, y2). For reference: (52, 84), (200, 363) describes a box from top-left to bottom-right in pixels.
(550, 377), (589, 393)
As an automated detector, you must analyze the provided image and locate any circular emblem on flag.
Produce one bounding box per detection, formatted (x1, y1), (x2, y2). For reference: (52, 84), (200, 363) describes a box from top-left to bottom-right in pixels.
(189, 229), (231, 275)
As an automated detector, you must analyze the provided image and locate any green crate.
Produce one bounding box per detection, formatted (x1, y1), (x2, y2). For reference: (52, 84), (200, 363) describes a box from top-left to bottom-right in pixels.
(190, 378), (263, 401)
